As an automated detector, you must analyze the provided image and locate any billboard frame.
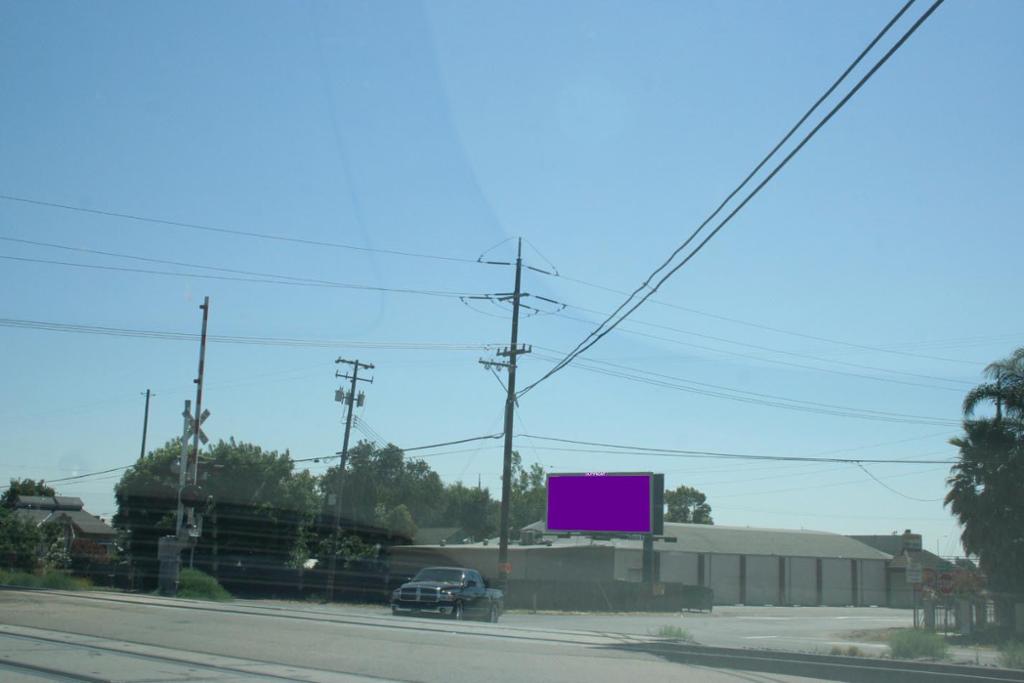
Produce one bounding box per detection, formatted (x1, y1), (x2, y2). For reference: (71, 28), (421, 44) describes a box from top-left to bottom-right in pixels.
(545, 471), (664, 536)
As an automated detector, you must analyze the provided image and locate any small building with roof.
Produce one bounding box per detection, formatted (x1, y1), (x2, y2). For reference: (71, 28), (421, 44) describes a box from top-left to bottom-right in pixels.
(12, 495), (116, 558)
(849, 530), (958, 608)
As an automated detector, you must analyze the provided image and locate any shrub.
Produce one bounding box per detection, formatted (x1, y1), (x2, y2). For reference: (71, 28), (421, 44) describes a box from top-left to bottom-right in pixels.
(888, 629), (948, 660)
(1000, 641), (1024, 670)
(652, 625), (693, 642)
(0, 510), (41, 571)
(845, 646), (863, 657)
(0, 569), (90, 590)
(176, 568), (231, 601)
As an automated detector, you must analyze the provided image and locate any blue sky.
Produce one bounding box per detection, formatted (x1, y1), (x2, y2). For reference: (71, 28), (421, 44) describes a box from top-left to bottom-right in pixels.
(1, 0), (1021, 553)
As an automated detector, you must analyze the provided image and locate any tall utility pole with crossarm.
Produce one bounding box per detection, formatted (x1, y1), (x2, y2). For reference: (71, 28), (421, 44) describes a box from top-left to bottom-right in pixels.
(325, 357), (374, 602)
(478, 238), (530, 588)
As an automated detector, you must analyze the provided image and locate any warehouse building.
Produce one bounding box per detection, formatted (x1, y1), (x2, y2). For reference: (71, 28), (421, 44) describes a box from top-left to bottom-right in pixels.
(390, 521), (893, 609)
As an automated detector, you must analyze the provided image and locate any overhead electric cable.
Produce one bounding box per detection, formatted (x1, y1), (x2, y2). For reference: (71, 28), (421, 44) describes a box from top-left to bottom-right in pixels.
(520, 0), (944, 396)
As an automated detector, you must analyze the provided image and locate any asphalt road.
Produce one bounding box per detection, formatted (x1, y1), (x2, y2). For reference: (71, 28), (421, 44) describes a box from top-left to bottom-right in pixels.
(0, 589), (843, 683)
(231, 600), (998, 666)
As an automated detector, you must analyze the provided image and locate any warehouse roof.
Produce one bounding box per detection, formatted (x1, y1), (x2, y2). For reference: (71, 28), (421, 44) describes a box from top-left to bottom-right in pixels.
(662, 523), (891, 560)
(518, 521), (891, 560)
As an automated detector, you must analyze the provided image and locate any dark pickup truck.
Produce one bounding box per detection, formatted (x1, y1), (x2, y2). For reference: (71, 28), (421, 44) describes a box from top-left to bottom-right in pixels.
(391, 566), (504, 622)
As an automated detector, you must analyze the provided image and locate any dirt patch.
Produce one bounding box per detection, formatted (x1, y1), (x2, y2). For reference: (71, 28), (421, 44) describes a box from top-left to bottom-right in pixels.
(843, 627), (906, 643)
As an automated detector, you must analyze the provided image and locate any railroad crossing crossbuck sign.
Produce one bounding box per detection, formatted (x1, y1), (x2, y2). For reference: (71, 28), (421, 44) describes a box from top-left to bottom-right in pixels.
(184, 407), (210, 445)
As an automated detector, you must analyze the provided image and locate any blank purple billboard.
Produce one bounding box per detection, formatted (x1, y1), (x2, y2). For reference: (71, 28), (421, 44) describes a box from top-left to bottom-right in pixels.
(546, 473), (652, 534)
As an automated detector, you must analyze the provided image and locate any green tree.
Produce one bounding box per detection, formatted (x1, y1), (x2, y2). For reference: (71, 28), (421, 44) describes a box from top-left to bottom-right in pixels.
(382, 504), (417, 541)
(0, 507), (41, 570)
(509, 452), (547, 533)
(2, 478), (55, 508)
(439, 482), (497, 541)
(664, 485), (713, 524)
(962, 348), (1024, 421)
(319, 441), (444, 535)
(945, 347), (1024, 631)
(113, 438), (319, 589)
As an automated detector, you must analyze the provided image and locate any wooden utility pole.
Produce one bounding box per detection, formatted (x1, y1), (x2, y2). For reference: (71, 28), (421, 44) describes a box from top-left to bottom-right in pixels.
(325, 358), (374, 602)
(495, 239), (529, 586)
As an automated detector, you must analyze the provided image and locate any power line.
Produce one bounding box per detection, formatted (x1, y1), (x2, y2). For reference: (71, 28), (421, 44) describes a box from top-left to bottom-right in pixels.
(530, 349), (961, 426)
(404, 434), (505, 453)
(288, 433), (505, 464)
(2, 433), (507, 490)
(549, 309), (970, 391)
(0, 235), (477, 295)
(0, 317), (497, 351)
(0, 194), (479, 263)
(547, 271), (985, 367)
(856, 462), (945, 502)
(525, 0), (922, 383)
(0, 253), (482, 299)
(514, 434), (956, 465)
(520, 0), (945, 396)
(713, 465), (949, 500)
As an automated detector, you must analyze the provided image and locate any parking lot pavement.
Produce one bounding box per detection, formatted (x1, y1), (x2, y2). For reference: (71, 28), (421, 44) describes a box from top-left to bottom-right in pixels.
(501, 606), (914, 651)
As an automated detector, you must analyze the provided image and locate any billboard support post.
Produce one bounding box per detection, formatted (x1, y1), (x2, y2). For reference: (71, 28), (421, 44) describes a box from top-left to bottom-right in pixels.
(642, 534), (655, 589)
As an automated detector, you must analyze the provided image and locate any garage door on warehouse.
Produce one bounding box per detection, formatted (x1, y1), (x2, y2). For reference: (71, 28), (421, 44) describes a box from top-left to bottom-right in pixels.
(785, 557), (818, 606)
(707, 554), (741, 604)
(744, 555), (779, 605)
(821, 558), (854, 606)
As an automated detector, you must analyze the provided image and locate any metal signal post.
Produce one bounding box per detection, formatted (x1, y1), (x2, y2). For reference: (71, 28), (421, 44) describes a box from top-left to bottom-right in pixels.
(139, 389), (153, 460)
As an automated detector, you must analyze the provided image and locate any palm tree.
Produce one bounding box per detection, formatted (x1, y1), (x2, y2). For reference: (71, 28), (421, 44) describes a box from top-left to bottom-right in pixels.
(962, 347), (1024, 421)
(945, 346), (1024, 630)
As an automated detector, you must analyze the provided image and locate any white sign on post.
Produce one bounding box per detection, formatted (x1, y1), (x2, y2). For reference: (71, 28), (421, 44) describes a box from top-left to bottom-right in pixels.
(907, 564), (923, 585)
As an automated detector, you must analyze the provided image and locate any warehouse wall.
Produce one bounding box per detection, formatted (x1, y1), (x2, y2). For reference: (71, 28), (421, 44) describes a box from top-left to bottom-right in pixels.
(659, 551), (699, 585)
(859, 560), (887, 606)
(614, 548), (643, 582)
(786, 557), (818, 605)
(745, 555), (780, 605)
(821, 558), (853, 606)
(708, 553), (741, 604)
(389, 544), (618, 584)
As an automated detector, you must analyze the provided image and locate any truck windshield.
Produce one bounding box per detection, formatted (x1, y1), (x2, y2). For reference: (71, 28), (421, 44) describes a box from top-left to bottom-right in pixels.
(413, 569), (464, 584)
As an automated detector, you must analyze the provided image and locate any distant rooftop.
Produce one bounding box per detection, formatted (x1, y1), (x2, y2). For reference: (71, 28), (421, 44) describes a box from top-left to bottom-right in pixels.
(14, 495), (84, 511)
(12, 494), (114, 537)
